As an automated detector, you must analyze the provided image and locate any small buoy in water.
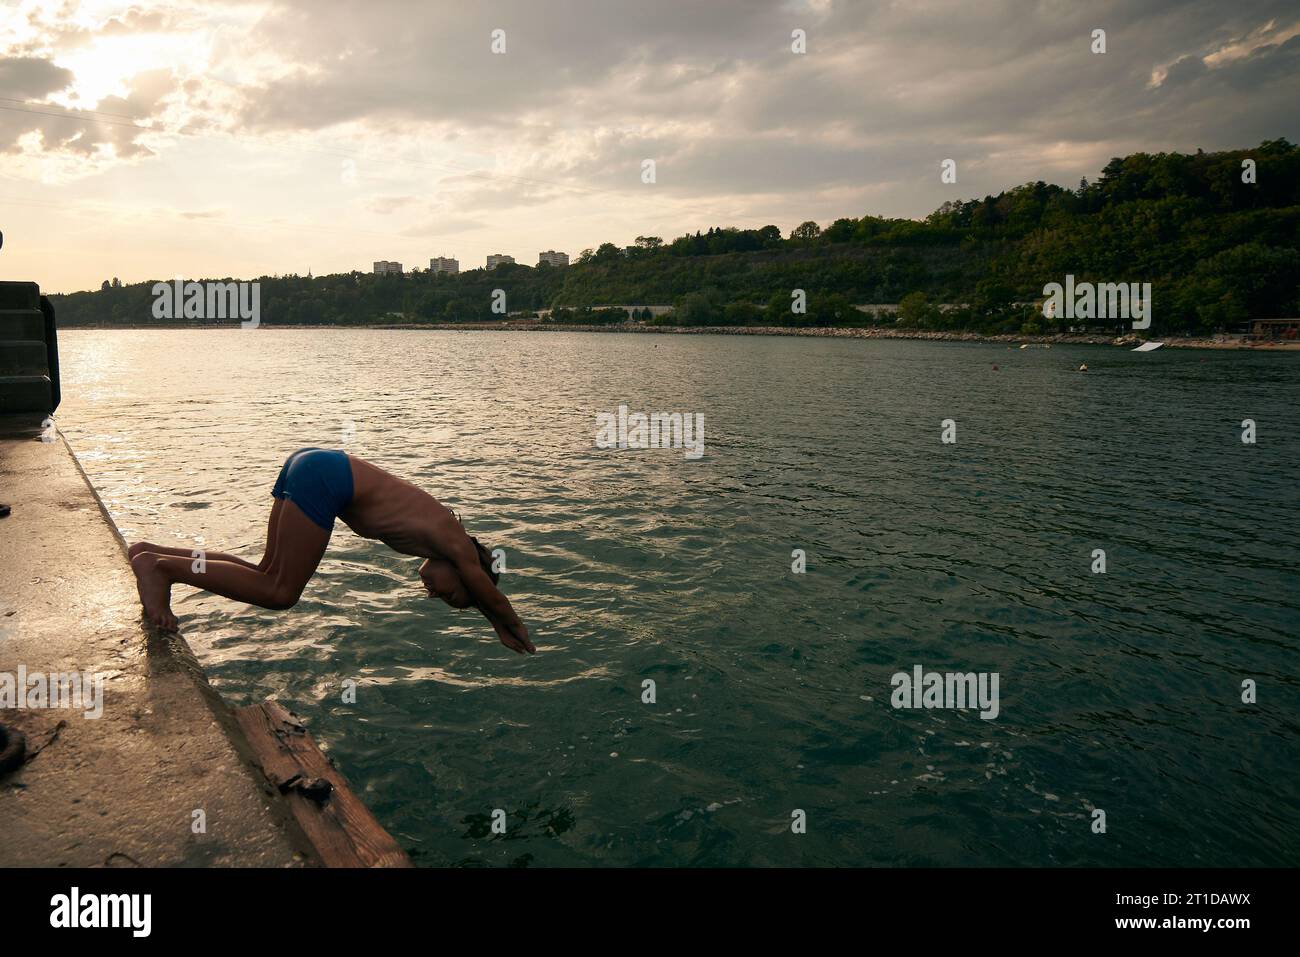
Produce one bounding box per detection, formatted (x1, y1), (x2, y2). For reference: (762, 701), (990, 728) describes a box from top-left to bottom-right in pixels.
(992, 364), (999, 371)
(1078, 363), (1088, 372)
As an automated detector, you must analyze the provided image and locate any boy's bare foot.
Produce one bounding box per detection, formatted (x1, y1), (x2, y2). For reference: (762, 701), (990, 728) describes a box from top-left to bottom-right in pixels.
(130, 552), (178, 631)
(127, 541), (159, 561)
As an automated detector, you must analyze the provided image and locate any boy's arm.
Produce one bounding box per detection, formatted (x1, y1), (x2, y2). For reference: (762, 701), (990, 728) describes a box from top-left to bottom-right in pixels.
(445, 539), (535, 654)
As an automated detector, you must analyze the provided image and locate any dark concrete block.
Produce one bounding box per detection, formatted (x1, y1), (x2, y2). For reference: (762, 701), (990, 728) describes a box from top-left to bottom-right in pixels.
(0, 281), (40, 310)
(0, 374), (52, 413)
(0, 309), (45, 341)
(0, 340), (49, 376)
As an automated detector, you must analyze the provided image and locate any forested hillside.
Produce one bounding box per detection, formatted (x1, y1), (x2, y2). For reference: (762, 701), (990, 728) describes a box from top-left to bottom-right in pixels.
(52, 140), (1299, 335)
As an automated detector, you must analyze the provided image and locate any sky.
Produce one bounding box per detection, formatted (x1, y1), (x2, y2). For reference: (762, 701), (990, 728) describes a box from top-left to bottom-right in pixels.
(1, 0), (1297, 293)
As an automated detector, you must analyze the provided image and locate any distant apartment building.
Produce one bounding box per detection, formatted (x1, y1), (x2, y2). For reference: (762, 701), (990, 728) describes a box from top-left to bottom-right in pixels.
(430, 256), (459, 275)
(486, 254), (516, 269)
(538, 250), (569, 268)
(373, 260), (403, 275)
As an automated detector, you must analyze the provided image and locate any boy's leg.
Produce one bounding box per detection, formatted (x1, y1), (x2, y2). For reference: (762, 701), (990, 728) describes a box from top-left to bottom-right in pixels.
(129, 498), (285, 572)
(132, 499), (329, 629)
(258, 497), (284, 571)
(127, 542), (261, 571)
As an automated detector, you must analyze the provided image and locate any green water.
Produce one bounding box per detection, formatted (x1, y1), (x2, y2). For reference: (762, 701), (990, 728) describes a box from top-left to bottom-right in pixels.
(56, 329), (1299, 866)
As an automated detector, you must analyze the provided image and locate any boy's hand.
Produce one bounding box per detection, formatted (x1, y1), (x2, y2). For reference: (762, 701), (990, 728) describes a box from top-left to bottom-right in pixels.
(441, 528), (535, 655)
(491, 616), (535, 655)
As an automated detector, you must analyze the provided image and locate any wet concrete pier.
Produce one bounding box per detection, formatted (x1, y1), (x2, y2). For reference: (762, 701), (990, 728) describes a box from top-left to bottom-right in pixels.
(0, 415), (304, 866)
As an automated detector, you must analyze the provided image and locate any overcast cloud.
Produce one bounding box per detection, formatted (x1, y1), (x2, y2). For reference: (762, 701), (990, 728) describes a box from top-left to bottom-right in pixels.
(1, 0), (1296, 292)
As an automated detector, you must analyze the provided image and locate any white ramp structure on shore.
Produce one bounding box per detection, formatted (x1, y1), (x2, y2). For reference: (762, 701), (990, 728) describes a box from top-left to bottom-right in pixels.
(1132, 341), (1165, 352)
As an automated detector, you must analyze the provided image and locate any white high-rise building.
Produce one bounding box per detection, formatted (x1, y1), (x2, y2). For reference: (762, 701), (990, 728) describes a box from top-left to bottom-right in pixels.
(373, 260), (403, 275)
(486, 254), (515, 269)
(538, 250), (569, 267)
(430, 256), (459, 275)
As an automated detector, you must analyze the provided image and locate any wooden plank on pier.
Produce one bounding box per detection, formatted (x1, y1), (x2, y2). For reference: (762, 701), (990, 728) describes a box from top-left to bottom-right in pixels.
(234, 700), (412, 868)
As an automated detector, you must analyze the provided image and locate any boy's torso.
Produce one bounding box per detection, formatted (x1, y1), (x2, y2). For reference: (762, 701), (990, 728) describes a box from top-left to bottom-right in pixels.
(340, 455), (450, 558)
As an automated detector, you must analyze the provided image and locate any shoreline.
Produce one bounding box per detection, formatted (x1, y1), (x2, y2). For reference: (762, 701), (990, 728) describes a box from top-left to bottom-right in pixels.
(56, 322), (1300, 350)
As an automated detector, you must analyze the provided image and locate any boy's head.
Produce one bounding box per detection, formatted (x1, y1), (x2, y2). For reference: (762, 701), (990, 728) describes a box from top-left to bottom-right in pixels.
(419, 528), (499, 609)
(469, 536), (500, 586)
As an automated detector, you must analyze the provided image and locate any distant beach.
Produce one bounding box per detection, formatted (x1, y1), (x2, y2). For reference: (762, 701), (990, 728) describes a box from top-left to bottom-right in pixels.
(60, 320), (1300, 350)
(373, 323), (1300, 350)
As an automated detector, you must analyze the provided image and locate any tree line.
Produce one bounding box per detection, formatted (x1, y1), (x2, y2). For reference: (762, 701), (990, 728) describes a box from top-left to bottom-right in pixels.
(52, 140), (1298, 335)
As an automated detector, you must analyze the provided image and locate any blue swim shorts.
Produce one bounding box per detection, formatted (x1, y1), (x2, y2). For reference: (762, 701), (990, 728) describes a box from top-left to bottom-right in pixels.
(270, 448), (355, 532)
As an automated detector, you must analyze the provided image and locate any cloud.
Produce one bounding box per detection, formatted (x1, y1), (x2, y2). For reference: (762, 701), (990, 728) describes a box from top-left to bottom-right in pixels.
(0, 57), (180, 161)
(365, 195), (420, 215)
(0, 55), (73, 97)
(4, 0), (1299, 292)
(213, 0), (1300, 221)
